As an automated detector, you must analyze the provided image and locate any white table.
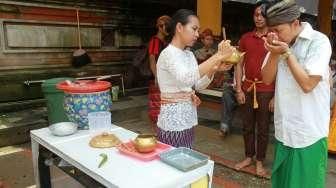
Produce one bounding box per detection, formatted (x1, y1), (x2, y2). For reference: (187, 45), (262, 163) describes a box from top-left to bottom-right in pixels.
(31, 125), (214, 188)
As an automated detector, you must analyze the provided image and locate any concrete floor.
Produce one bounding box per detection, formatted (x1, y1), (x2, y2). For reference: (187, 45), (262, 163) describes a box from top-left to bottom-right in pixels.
(1, 119), (336, 188)
(0, 95), (336, 188)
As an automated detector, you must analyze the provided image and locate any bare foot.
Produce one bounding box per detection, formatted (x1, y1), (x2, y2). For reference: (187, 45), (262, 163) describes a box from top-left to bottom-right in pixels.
(234, 157), (253, 170)
(219, 129), (228, 137)
(256, 160), (267, 176)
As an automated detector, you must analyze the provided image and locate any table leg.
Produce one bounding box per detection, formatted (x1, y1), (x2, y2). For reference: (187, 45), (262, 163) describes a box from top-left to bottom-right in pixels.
(31, 139), (52, 188)
(207, 163), (214, 188)
(31, 139), (41, 188)
(38, 147), (51, 188)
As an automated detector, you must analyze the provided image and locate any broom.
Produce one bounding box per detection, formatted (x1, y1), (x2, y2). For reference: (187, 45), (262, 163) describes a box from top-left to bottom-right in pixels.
(72, 8), (91, 67)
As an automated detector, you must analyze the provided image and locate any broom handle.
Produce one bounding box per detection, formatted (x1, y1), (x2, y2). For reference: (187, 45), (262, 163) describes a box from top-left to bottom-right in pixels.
(222, 27), (226, 41)
(76, 9), (82, 49)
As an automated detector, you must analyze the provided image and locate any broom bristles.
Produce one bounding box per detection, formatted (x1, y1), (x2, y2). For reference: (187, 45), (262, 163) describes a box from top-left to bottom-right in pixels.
(72, 51), (91, 67)
(73, 49), (86, 56)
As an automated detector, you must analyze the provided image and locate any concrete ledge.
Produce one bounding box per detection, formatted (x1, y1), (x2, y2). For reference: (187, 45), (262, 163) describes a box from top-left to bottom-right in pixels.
(0, 99), (46, 112)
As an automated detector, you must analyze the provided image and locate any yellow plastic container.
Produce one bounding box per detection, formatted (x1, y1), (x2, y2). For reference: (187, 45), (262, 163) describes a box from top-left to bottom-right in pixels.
(328, 103), (336, 152)
(191, 175), (209, 188)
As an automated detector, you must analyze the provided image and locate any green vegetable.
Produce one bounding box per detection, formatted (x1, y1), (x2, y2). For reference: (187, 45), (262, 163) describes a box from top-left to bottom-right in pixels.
(98, 153), (108, 168)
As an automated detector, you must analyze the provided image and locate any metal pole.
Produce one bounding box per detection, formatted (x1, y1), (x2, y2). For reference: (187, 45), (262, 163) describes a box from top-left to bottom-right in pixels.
(23, 74), (125, 95)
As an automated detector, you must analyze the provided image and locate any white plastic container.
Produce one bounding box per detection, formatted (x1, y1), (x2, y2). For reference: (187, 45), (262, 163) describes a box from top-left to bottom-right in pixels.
(88, 111), (111, 131)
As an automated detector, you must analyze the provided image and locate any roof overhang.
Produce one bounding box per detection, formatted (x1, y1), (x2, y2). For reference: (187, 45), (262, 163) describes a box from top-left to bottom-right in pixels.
(223, 0), (336, 19)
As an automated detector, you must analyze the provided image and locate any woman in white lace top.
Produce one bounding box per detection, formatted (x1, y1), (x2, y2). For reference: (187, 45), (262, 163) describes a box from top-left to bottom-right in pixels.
(156, 9), (235, 148)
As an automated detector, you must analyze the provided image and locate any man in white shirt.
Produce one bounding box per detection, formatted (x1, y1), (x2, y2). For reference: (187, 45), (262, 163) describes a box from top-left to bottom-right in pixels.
(260, 0), (331, 187)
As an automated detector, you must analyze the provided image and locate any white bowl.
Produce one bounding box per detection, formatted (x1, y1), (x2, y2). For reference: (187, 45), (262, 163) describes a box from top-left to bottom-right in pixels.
(49, 122), (78, 136)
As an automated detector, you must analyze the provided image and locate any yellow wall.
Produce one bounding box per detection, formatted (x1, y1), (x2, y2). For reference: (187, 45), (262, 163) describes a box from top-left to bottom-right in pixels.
(197, 0), (222, 36)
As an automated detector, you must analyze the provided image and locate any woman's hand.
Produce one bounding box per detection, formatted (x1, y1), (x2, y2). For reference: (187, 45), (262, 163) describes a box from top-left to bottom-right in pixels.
(200, 40), (234, 78)
(191, 94), (201, 106)
(216, 40), (235, 61)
